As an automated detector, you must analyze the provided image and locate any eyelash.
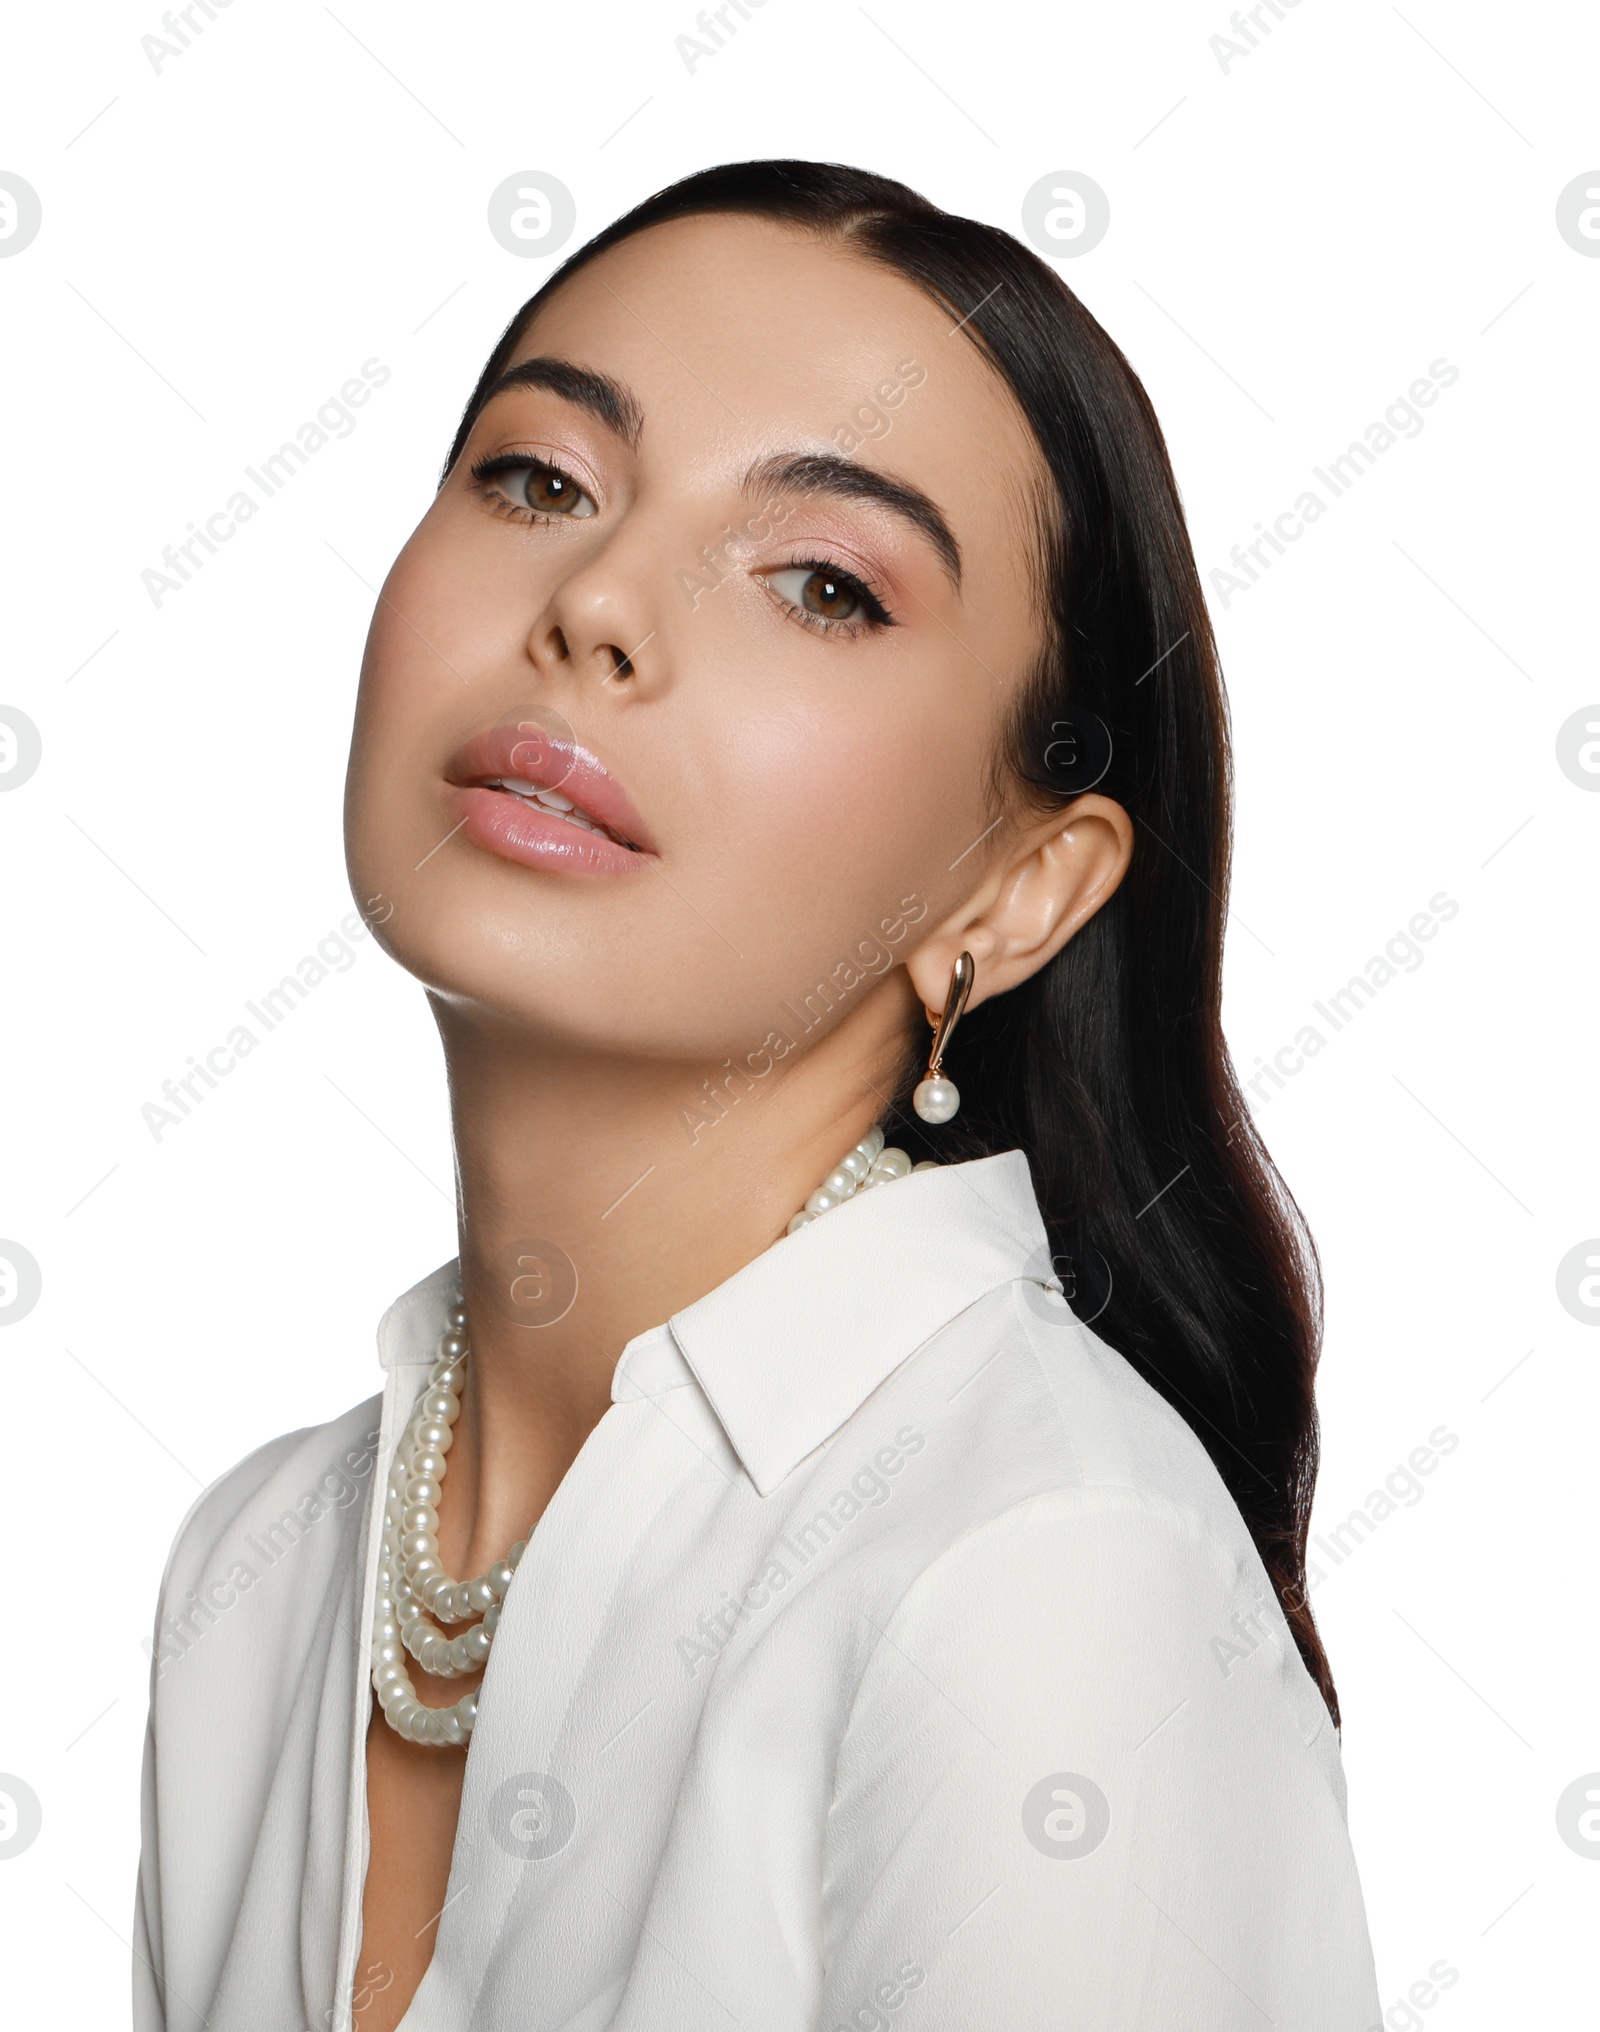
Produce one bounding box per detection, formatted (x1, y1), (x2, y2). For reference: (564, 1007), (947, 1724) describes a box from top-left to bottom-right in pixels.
(763, 558), (897, 636)
(467, 454), (897, 634)
(468, 451), (592, 521)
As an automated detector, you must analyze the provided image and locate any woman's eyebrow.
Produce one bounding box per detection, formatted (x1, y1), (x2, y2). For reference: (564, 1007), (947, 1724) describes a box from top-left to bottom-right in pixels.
(477, 356), (645, 448)
(741, 451), (962, 592)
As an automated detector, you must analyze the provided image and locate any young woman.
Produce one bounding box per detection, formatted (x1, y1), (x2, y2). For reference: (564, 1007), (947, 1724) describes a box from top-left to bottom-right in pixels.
(135, 161), (1382, 2029)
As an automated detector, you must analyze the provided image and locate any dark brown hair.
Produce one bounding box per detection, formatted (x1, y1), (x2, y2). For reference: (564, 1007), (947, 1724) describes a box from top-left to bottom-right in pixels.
(444, 161), (1339, 1724)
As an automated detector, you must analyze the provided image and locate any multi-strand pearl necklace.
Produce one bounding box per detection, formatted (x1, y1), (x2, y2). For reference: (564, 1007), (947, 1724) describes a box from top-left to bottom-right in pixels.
(370, 1125), (935, 1745)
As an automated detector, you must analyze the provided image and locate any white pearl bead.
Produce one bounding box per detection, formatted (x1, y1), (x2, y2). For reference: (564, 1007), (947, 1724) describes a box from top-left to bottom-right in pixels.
(509, 1539), (528, 1567)
(464, 1625), (492, 1663)
(870, 1148), (912, 1181)
(805, 1187), (841, 1215)
(467, 1576), (496, 1613)
(416, 1420), (450, 1450)
(823, 1167), (856, 1198)
(913, 1075), (959, 1124)
(487, 1560), (514, 1597)
(786, 1210), (815, 1235)
(407, 1475), (441, 1506)
(403, 1505), (439, 1536)
(861, 1125), (885, 1161)
(840, 1149), (871, 1181)
(412, 1451), (446, 1480)
(483, 1602), (502, 1636)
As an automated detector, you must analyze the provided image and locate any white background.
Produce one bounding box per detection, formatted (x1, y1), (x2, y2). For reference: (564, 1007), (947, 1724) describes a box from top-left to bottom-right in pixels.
(1, 0), (1595, 2022)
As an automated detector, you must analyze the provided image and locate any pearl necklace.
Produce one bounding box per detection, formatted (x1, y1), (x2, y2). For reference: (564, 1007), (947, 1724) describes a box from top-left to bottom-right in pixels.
(370, 1124), (933, 1745)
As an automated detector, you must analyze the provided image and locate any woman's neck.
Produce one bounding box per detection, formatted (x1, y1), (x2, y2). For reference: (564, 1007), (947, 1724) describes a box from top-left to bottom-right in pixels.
(424, 979), (916, 1575)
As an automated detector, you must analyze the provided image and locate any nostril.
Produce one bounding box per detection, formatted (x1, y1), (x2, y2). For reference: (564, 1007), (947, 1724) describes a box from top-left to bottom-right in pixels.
(607, 644), (634, 682)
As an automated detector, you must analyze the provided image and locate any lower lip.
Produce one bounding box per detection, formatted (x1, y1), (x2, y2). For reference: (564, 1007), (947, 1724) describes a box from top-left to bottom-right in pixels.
(449, 785), (650, 878)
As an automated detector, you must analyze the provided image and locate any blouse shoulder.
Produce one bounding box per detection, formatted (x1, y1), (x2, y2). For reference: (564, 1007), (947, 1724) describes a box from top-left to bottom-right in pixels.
(817, 1288), (1377, 2022)
(864, 1280), (1341, 1776)
(151, 1393), (383, 1615)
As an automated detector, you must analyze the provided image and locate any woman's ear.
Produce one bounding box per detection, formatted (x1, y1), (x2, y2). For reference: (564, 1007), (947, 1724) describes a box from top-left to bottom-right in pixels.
(905, 794), (1134, 1019)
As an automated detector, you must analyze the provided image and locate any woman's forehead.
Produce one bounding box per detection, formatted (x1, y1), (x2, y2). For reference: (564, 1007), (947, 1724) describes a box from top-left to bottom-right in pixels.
(496, 212), (1046, 557)
(534, 219), (1003, 399)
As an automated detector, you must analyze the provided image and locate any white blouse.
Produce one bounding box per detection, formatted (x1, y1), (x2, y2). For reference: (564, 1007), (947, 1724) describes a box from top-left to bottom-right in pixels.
(134, 1151), (1382, 2030)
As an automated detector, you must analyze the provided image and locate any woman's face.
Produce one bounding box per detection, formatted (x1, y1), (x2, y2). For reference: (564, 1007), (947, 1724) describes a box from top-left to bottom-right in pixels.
(344, 212), (1051, 1064)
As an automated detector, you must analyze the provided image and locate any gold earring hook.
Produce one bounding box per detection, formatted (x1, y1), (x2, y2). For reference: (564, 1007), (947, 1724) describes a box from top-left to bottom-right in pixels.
(926, 951), (974, 1076)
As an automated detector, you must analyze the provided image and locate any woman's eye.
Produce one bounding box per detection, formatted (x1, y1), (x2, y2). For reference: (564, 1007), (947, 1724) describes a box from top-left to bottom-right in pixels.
(475, 456), (597, 519)
(763, 564), (880, 625)
(519, 463), (595, 517)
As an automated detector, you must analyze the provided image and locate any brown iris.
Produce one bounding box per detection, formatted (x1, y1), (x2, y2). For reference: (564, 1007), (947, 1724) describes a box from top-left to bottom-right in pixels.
(800, 570), (861, 620)
(523, 465), (583, 513)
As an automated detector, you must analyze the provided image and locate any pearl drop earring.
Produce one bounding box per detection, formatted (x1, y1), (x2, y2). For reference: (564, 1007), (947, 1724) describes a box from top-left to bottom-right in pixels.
(913, 951), (974, 1124)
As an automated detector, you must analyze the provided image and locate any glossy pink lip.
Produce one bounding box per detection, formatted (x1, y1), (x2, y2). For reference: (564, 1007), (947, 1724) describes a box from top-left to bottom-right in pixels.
(445, 724), (657, 877)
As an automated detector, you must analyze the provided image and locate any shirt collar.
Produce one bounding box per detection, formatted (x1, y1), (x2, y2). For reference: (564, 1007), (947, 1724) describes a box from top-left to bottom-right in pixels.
(376, 1149), (1058, 1496)
(376, 1257), (460, 1370)
(660, 1149), (1057, 1495)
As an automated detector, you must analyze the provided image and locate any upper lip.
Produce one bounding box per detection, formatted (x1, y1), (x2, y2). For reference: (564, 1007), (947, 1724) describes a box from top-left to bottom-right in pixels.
(447, 724), (657, 854)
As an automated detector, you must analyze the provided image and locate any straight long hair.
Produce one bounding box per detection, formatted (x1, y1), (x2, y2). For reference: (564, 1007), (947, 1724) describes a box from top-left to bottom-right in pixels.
(443, 161), (1340, 1724)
